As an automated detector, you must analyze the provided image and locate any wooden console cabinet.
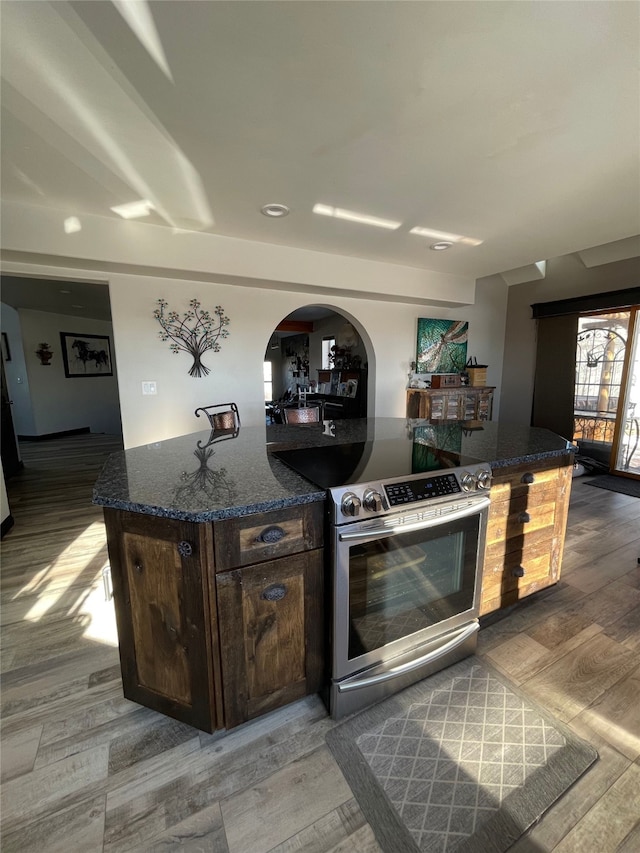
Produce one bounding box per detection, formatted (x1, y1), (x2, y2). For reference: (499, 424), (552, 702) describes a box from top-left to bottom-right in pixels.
(407, 386), (495, 421)
(104, 502), (324, 733)
(407, 387), (494, 421)
(480, 455), (573, 615)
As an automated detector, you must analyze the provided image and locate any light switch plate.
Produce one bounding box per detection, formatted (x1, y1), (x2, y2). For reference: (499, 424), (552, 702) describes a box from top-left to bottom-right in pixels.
(142, 381), (157, 395)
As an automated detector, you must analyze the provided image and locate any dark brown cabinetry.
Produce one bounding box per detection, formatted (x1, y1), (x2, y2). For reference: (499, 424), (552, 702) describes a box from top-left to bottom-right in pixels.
(406, 387), (494, 421)
(216, 551), (324, 729)
(480, 455), (573, 615)
(103, 509), (222, 733)
(213, 503), (324, 728)
(104, 501), (324, 733)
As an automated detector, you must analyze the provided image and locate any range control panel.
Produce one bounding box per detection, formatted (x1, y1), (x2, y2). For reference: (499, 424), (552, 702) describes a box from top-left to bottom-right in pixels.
(385, 472), (461, 506)
(330, 463), (492, 523)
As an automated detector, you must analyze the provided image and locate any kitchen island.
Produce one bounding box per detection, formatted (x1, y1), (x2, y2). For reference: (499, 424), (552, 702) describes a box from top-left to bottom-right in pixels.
(94, 418), (575, 732)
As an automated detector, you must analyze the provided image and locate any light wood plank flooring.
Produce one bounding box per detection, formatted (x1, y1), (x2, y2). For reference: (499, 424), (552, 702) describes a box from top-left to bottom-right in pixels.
(1, 435), (639, 852)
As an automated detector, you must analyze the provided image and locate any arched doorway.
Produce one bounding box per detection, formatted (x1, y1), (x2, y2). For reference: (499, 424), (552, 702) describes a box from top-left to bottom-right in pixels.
(263, 306), (372, 422)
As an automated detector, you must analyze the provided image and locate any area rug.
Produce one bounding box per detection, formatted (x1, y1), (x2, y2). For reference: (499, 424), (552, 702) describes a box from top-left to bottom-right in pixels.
(583, 475), (640, 498)
(326, 658), (597, 853)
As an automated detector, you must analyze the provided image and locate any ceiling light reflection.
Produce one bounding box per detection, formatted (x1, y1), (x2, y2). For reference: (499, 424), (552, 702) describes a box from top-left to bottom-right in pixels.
(64, 216), (82, 234)
(110, 199), (155, 219)
(111, 0), (174, 82)
(313, 204), (401, 230)
(410, 226), (483, 247)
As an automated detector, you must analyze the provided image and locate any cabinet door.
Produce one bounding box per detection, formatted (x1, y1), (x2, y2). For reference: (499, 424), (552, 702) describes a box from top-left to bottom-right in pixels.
(104, 509), (222, 733)
(216, 550), (324, 729)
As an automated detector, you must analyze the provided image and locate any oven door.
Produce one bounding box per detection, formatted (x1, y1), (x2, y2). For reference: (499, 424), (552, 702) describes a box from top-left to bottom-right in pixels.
(332, 496), (489, 682)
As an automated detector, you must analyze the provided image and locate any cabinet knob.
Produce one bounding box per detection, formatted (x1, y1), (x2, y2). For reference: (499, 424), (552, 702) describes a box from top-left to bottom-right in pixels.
(177, 541), (193, 557)
(134, 560), (143, 574)
(261, 583), (287, 601)
(521, 472), (535, 484)
(512, 566), (526, 578)
(255, 525), (286, 544)
(518, 511), (531, 524)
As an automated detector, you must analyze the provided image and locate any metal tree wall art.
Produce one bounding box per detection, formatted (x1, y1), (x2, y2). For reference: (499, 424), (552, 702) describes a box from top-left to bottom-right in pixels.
(153, 298), (230, 377)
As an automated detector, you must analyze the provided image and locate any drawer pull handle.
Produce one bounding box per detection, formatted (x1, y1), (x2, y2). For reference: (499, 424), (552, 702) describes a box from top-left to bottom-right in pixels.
(261, 583), (287, 601)
(512, 566), (526, 578)
(518, 511), (531, 523)
(521, 472), (535, 484)
(177, 541), (193, 557)
(134, 560), (144, 574)
(256, 525), (286, 544)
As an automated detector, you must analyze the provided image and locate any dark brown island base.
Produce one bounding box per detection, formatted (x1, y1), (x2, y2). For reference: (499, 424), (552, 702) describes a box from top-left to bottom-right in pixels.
(93, 418), (575, 734)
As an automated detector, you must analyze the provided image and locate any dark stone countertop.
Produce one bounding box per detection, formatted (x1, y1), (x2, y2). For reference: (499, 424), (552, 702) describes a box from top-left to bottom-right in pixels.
(93, 418), (576, 522)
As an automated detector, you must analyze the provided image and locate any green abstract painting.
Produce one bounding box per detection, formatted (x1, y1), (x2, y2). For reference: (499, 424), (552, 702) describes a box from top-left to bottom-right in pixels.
(416, 319), (468, 373)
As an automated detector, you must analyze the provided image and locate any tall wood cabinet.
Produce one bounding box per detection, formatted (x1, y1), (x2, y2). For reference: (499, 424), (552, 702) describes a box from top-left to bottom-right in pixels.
(407, 387), (494, 421)
(104, 502), (324, 733)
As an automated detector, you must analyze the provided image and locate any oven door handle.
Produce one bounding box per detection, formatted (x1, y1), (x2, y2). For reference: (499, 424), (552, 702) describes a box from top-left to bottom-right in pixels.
(338, 496), (490, 541)
(336, 621), (480, 693)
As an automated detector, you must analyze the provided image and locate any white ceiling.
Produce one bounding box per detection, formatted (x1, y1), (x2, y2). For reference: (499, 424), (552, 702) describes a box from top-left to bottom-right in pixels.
(1, 0), (639, 286)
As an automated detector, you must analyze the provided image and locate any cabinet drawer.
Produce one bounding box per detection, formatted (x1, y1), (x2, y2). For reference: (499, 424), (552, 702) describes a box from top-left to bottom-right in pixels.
(213, 502), (324, 571)
(490, 465), (561, 502)
(483, 536), (553, 587)
(485, 524), (556, 562)
(480, 546), (555, 616)
(486, 500), (557, 549)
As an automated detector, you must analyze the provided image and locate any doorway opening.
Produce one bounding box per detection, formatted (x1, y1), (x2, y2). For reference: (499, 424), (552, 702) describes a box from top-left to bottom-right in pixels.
(263, 306), (370, 423)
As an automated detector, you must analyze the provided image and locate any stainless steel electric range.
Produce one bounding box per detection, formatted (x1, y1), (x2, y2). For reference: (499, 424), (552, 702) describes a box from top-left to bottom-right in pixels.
(273, 436), (492, 719)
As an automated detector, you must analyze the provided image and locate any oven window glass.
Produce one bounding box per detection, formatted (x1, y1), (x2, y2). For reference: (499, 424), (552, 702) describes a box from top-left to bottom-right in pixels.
(347, 514), (479, 659)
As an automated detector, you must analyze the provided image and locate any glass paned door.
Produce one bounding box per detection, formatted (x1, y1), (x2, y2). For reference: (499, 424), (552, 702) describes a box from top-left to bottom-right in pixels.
(573, 311), (630, 459)
(612, 308), (640, 477)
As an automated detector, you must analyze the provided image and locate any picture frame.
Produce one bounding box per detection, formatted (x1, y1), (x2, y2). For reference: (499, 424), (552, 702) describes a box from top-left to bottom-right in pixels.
(60, 332), (113, 377)
(1, 332), (11, 362)
(346, 378), (358, 398)
(416, 319), (468, 374)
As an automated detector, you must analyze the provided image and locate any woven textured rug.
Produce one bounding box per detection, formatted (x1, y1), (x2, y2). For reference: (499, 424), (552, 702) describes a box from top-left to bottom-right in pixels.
(583, 475), (640, 498)
(326, 658), (597, 853)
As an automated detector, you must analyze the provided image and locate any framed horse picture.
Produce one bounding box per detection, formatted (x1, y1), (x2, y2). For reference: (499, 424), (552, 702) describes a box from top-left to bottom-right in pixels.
(60, 332), (113, 377)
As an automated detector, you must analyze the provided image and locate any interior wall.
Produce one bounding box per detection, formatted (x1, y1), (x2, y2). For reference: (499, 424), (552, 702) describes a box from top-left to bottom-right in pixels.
(108, 271), (508, 448)
(1, 303), (36, 435)
(532, 315), (579, 439)
(10, 308), (121, 436)
(499, 253), (640, 425)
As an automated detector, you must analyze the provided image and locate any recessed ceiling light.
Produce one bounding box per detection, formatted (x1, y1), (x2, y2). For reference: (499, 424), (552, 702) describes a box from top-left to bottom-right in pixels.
(64, 217), (82, 234)
(313, 203), (401, 230)
(110, 200), (155, 219)
(410, 226), (483, 247)
(261, 203), (290, 217)
(430, 242), (453, 251)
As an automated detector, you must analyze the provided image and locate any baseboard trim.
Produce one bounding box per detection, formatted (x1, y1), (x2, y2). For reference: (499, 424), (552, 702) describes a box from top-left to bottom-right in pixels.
(1, 514), (15, 539)
(17, 427), (91, 441)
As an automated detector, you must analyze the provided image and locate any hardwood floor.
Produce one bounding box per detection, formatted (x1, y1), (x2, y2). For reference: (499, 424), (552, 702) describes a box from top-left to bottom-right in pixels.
(1, 435), (639, 852)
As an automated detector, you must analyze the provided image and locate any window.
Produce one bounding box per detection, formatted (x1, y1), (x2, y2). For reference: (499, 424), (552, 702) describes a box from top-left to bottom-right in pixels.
(263, 361), (273, 401)
(322, 336), (335, 370)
